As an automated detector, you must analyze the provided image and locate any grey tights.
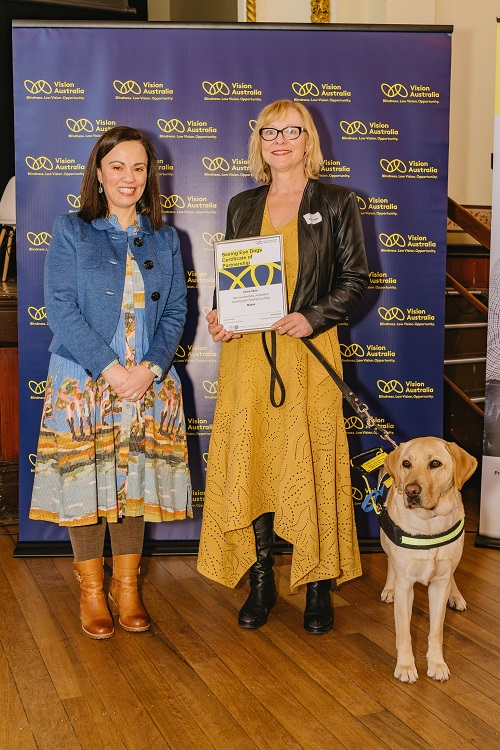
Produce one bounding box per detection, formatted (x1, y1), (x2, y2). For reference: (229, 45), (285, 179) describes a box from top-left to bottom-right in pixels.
(69, 516), (145, 562)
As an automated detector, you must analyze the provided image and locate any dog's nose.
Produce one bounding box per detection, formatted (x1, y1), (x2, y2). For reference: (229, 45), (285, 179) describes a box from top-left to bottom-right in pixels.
(405, 483), (422, 500)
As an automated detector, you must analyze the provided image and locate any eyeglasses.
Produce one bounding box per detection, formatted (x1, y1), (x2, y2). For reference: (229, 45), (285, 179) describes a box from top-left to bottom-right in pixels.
(259, 126), (306, 141)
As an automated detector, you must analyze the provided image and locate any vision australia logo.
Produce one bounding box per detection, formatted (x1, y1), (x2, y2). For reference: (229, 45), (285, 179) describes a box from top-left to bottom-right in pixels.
(357, 194), (398, 216)
(379, 232), (437, 254)
(202, 231), (225, 250)
(175, 343), (217, 364)
(26, 231), (51, 252)
(340, 120), (399, 142)
(202, 379), (218, 399)
(340, 343), (395, 363)
(27, 306), (47, 326)
(381, 82), (440, 104)
(157, 118), (217, 140)
(380, 158), (438, 180)
(202, 80), (262, 101)
(24, 78), (85, 99)
(378, 306), (436, 327)
(67, 194), (81, 212)
(28, 379), (47, 399)
(113, 79), (173, 100)
(292, 81), (351, 103)
(160, 194), (186, 213)
(320, 157), (350, 180)
(25, 155), (85, 176)
(66, 118), (116, 138)
(344, 415), (395, 436)
(160, 194), (217, 215)
(202, 156), (250, 177)
(377, 378), (435, 400)
(368, 272), (397, 290)
(25, 156), (53, 174)
(24, 79), (52, 95)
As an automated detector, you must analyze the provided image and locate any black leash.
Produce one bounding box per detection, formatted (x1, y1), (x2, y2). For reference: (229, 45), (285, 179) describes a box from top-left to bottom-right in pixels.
(261, 332), (397, 449)
(301, 338), (398, 449)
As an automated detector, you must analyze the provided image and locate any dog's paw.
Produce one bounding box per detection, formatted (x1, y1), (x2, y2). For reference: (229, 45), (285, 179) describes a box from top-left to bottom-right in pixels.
(381, 587), (394, 603)
(394, 662), (419, 683)
(448, 593), (466, 611)
(427, 661), (450, 682)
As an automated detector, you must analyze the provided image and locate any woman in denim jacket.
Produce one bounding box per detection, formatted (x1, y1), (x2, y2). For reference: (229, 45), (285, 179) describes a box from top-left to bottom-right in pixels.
(30, 126), (191, 639)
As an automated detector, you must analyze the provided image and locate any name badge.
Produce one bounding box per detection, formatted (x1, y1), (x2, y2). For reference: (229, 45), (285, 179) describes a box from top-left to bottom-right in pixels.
(303, 212), (322, 225)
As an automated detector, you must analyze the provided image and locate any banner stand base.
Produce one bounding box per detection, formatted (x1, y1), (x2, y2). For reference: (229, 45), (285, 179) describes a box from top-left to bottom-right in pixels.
(13, 536), (383, 557)
(474, 532), (500, 549)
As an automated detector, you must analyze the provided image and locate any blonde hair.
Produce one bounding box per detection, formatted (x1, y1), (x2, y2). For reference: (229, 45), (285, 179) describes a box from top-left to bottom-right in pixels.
(248, 99), (323, 184)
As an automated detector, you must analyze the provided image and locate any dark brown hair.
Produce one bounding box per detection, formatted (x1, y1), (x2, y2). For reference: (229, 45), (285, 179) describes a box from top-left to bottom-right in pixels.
(78, 125), (162, 229)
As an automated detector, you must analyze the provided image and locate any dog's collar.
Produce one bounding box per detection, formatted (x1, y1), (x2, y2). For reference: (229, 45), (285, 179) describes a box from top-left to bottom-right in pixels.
(378, 506), (465, 549)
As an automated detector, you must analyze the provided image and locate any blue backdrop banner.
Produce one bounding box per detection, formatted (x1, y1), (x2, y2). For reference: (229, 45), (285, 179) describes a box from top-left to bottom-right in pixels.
(13, 22), (452, 548)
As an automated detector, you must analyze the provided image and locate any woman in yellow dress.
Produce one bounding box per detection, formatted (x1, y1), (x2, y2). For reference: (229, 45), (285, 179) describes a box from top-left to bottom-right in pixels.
(197, 100), (369, 633)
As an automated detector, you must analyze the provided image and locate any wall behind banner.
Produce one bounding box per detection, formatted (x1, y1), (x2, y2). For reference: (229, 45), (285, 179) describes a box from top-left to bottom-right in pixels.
(13, 23), (452, 549)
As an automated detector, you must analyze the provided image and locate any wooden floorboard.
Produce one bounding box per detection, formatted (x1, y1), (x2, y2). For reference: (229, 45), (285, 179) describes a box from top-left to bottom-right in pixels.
(1, 496), (499, 750)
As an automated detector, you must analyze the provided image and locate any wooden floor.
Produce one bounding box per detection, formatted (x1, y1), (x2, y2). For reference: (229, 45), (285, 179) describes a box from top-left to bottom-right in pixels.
(1, 491), (499, 750)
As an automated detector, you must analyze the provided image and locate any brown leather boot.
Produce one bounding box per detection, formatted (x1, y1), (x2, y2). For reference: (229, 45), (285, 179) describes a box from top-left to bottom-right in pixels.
(108, 554), (150, 632)
(73, 558), (114, 639)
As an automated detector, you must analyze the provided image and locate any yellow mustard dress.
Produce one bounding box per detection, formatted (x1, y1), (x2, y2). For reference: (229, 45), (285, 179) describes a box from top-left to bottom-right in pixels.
(197, 203), (362, 590)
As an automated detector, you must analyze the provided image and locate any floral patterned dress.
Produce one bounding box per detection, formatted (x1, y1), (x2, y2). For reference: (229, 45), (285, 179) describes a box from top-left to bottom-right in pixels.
(30, 215), (192, 527)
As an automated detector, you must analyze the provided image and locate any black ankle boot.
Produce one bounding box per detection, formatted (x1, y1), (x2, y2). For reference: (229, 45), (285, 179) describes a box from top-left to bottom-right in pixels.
(238, 512), (277, 629)
(304, 580), (334, 634)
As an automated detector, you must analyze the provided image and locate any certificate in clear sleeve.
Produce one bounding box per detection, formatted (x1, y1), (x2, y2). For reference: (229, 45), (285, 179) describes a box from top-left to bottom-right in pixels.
(214, 233), (288, 333)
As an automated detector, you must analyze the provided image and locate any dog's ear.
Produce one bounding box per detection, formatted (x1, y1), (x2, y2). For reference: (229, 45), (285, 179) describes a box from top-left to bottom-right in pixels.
(446, 442), (478, 489)
(384, 443), (404, 490)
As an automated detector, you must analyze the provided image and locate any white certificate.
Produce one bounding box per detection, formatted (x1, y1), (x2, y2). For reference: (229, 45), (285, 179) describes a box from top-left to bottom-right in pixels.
(214, 233), (288, 333)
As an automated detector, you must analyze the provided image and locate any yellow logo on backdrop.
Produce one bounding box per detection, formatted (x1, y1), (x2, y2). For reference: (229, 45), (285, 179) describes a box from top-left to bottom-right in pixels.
(249, 119), (257, 131)
(158, 118), (185, 133)
(292, 82), (320, 97)
(29, 453), (37, 468)
(160, 194), (186, 210)
(24, 79), (52, 95)
(113, 79), (141, 95)
(27, 231), (51, 246)
(378, 306), (405, 321)
(66, 118), (93, 133)
(340, 121), (368, 135)
(202, 452), (209, 465)
(202, 80), (230, 96)
(356, 196), (367, 211)
(28, 380), (47, 395)
(340, 343), (365, 358)
(381, 83), (409, 98)
(380, 158), (406, 174)
(203, 380), (218, 395)
(378, 379), (404, 394)
(202, 157), (230, 172)
(28, 306), (47, 321)
(176, 344), (187, 358)
(67, 194), (81, 210)
(380, 233), (405, 248)
(26, 156), (54, 171)
(344, 416), (364, 431)
(203, 232), (224, 246)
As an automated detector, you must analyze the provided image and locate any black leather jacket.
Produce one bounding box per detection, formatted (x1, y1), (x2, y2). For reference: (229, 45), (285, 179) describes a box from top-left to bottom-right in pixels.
(224, 179), (369, 337)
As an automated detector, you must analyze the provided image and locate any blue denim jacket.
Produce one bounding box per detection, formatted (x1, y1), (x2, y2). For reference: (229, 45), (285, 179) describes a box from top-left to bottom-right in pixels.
(44, 212), (187, 380)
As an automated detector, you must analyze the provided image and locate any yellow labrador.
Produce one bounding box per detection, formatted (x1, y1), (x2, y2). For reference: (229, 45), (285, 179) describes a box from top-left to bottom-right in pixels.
(380, 437), (477, 683)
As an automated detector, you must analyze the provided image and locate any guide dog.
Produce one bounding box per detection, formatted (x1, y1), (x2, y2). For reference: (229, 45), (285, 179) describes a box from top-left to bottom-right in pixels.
(380, 437), (477, 683)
